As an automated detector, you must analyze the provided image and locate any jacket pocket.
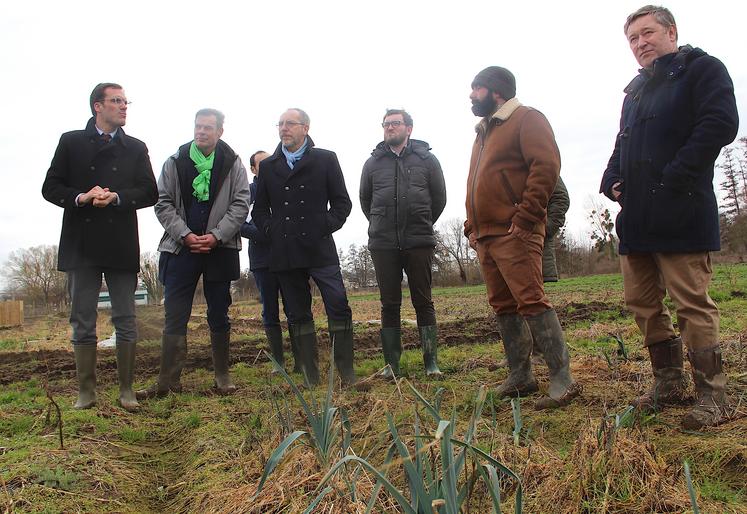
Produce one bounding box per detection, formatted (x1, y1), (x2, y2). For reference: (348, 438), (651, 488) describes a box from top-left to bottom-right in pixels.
(646, 186), (696, 236)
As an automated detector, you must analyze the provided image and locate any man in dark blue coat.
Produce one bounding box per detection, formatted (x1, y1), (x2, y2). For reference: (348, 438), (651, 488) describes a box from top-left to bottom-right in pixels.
(252, 108), (355, 386)
(600, 5), (738, 429)
(241, 150), (299, 373)
(42, 82), (158, 412)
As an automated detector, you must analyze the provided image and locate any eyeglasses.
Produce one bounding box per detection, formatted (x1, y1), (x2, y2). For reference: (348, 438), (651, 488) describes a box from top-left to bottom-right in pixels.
(101, 97), (132, 106)
(276, 121), (306, 128)
(382, 120), (405, 128)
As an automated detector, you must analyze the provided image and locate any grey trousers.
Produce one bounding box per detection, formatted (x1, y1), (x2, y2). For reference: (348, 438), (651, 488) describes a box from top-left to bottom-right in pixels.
(68, 268), (138, 346)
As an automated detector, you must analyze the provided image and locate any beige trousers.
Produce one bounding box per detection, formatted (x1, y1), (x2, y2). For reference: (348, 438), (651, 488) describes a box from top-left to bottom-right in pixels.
(620, 252), (719, 351)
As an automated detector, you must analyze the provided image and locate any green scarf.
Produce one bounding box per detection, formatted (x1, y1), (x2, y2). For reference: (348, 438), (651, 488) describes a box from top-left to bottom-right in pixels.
(190, 141), (214, 202)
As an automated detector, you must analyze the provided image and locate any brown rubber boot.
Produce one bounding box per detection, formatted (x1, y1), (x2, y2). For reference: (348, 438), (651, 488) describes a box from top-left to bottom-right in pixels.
(136, 334), (187, 400)
(494, 313), (539, 398)
(211, 331), (237, 395)
(682, 346), (733, 430)
(631, 337), (690, 412)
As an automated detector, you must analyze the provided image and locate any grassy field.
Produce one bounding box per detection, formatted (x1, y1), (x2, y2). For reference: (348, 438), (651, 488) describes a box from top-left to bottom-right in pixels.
(1, 263), (746, 513)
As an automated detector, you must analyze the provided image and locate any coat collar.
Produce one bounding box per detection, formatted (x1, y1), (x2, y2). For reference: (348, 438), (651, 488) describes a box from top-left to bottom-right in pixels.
(624, 45), (704, 96)
(370, 139), (432, 160)
(475, 97), (523, 132)
(267, 136), (317, 166)
(84, 117), (128, 148)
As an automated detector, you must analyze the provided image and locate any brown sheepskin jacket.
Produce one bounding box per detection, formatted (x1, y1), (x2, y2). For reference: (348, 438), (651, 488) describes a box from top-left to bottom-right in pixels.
(464, 98), (561, 240)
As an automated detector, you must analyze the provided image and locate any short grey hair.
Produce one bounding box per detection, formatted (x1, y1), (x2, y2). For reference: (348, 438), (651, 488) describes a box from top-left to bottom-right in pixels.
(624, 5), (677, 38)
(195, 108), (225, 130)
(287, 108), (310, 126)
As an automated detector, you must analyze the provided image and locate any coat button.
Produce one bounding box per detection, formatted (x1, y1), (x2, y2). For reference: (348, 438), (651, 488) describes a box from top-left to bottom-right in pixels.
(85, 218), (91, 222)
(283, 234), (287, 238)
(285, 216), (290, 220)
(284, 186), (290, 190)
(300, 185), (305, 189)
(284, 201), (289, 205)
(301, 232), (306, 236)
(300, 200), (304, 204)
(90, 166), (96, 171)
(112, 166), (117, 171)
(300, 216), (305, 220)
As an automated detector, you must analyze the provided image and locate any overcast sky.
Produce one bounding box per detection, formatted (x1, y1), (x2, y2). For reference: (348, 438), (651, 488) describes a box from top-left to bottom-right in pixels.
(2, 0), (745, 278)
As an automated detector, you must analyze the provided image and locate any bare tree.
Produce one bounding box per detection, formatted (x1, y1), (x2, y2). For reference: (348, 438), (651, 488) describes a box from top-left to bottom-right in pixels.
(341, 244), (376, 289)
(586, 197), (618, 260)
(2, 245), (66, 306)
(719, 146), (742, 218)
(139, 252), (163, 305)
(434, 217), (476, 285)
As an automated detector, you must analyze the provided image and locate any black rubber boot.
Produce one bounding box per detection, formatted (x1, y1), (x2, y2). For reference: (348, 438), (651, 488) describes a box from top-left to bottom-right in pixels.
(494, 313), (538, 398)
(329, 317), (357, 386)
(289, 326), (303, 373)
(136, 334), (187, 400)
(379, 327), (402, 379)
(211, 331), (237, 395)
(116, 342), (139, 412)
(631, 337), (690, 412)
(73, 344), (97, 409)
(525, 309), (581, 410)
(265, 325), (285, 371)
(290, 321), (320, 386)
(682, 346), (733, 429)
(419, 325), (443, 377)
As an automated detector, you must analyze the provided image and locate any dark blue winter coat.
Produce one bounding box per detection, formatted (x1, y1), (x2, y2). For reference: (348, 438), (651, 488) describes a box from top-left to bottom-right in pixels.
(251, 137), (352, 272)
(600, 46), (738, 254)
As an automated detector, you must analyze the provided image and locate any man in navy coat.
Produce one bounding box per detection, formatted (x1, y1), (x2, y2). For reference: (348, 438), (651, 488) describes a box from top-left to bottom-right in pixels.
(252, 108), (355, 386)
(600, 6), (738, 429)
(42, 83), (158, 411)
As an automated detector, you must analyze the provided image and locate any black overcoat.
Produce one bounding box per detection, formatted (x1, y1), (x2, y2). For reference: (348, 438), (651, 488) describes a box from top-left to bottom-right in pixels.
(600, 46), (739, 254)
(251, 138), (351, 271)
(42, 118), (158, 271)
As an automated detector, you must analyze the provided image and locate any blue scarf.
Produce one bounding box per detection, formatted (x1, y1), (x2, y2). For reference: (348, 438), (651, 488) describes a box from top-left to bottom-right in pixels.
(281, 138), (308, 169)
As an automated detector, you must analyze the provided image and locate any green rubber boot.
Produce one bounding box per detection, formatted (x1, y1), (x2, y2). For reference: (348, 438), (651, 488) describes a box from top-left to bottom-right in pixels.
(379, 327), (402, 379)
(290, 321), (320, 386)
(116, 342), (139, 411)
(419, 325), (442, 377)
(494, 313), (538, 398)
(211, 331), (237, 395)
(329, 317), (357, 386)
(73, 344), (97, 409)
(136, 334), (187, 400)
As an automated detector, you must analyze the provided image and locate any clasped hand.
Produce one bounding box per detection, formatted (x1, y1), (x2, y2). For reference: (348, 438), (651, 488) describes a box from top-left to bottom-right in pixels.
(80, 185), (117, 208)
(184, 233), (218, 253)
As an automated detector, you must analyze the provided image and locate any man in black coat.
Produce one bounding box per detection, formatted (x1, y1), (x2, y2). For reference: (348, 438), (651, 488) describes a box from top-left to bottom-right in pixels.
(252, 108), (355, 386)
(42, 82), (158, 412)
(360, 109), (446, 379)
(600, 5), (738, 429)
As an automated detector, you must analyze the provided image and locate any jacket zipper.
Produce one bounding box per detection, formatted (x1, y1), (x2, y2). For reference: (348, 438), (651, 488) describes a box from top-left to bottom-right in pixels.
(470, 130), (485, 238)
(498, 170), (521, 207)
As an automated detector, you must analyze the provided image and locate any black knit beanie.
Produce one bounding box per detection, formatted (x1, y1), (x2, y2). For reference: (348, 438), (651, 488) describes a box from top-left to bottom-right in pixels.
(471, 66), (516, 100)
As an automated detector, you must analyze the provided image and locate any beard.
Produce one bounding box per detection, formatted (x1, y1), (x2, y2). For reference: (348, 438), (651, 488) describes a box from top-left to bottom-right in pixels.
(471, 95), (497, 117)
(385, 132), (408, 148)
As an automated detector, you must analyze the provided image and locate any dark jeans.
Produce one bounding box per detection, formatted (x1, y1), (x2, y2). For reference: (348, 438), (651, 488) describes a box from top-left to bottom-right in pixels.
(370, 247), (436, 328)
(68, 268), (137, 345)
(160, 251), (232, 336)
(276, 264), (351, 324)
(252, 267), (288, 328)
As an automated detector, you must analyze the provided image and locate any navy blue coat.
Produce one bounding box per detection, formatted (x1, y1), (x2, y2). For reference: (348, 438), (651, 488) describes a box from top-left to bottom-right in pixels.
(42, 118), (158, 271)
(251, 137), (352, 272)
(600, 46), (738, 254)
(240, 177), (272, 270)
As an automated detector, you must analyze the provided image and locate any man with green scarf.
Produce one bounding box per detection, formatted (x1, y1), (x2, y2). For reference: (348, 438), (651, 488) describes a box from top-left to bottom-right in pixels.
(137, 108), (250, 398)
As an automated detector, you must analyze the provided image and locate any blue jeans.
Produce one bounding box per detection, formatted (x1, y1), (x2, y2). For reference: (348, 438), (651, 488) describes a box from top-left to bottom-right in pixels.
(276, 265), (351, 324)
(252, 267), (288, 328)
(160, 251), (232, 335)
(68, 268), (137, 345)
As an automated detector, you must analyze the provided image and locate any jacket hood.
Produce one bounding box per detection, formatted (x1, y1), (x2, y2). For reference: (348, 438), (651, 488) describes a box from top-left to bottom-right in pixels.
(624, 45), (705, 95)
(369, 138), (432, 160)
(475, 98), (523, 132)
